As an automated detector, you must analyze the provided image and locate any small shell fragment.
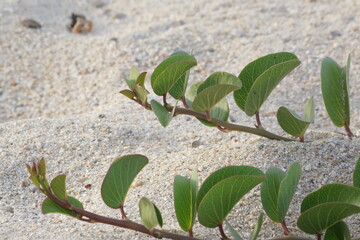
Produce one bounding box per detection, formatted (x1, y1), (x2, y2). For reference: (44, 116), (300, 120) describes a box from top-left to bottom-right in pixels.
(21, 19), (42, 29)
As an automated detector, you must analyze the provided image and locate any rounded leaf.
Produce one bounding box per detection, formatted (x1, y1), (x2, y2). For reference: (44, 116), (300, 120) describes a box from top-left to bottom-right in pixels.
(151, 53), (197, 96)
(197, 175), (264, 228)
(101, 155), (148, 208)
(234, 52), (300, 116)
(298, 184), (360, 234)
(324, 221), (350, 240)
(277, 107), (311, 137)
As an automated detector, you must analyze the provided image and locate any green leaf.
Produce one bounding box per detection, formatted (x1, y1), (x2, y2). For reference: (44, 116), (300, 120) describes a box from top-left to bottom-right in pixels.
(225, 220), (243, 240)
(136, 72), (147, 87)
(277, 163), (301, 221)
(139, 197), (161, 230)
(119, 89), (135, 100)
(151, 53), (197, 96)
(298, 184), (360, 234)
(101, 155), (148, 209)
(196, 166), (264, 228)
(260, 167), (285, 222)
(303, 97), (315, 122)
(173, 170), (198, 232)
(234, 52), (300, 116)
(168, 52), (191, 99)
(150, 100), (172, 127)
(261, 163), (301, 223)
(134, 84), (149, 103)
(185, 81), (230, 127)
(321, 57), (350, 127)
(50, 175), (67, 201)
(29, 175), (40, 189)
(153, 203), (163, 228)
(276, 107), (311, 138)
(324, 221), (350, 240)
(124, 67), (140, 89)
(38, 157), (46, 176)
(354, 156), (360, 188)
(192, 72), (242, 113)
(248, 213), (263, 240)
(42, 196), (83, 218)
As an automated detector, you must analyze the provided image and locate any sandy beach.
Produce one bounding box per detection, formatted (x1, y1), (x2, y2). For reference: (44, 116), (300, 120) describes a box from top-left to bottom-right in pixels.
(1, 0), (360, 239)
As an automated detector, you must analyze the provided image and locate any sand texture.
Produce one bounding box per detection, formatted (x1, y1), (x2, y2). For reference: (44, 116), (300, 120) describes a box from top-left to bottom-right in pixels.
(1, 0), (360, 239)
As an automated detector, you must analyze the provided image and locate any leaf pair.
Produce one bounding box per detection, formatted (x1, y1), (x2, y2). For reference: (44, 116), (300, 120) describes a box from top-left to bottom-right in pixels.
(277, 97), (314, 140)
(234, 52), (301, 117)
(261, 162), (301, 223)
(196, 166), (264, 228)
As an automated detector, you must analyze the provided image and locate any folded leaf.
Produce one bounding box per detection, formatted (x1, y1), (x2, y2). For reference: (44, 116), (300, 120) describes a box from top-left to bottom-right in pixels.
(150, 100), (172, 127)
(303, 97), (315, 122)
(324, 221), (350, 240)
(139, 197), (161, 230)
(119, 89), (135, 100)
(192, 72), (241, 113)
(151, 53), (197, 96)
(354, 156), (360, 188)
(225, 220), (244, 240)
(185, 81), (229, 127)
(42, 196), (83, 218)
(101, 155), (148, 209)
(298, 184), (360, 234)
(197, 166), (264, 228)
(321, 56), (350, 127)
(136, 72), (147, 87)
(234, 52), (300, 116)
(248, 213), (264, 240)
(50, 175), (67, 201)
(277, 107), (311, 138)
(173, 170), (198, 232)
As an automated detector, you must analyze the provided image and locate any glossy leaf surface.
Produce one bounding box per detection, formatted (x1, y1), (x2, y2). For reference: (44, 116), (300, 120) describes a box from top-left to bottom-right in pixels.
(101, 155), (148, 209)
(321, 56), (350, 127)
(234, 52), (300, 116)
(150, 100), (172, 127)
(151, 53), (197, 96)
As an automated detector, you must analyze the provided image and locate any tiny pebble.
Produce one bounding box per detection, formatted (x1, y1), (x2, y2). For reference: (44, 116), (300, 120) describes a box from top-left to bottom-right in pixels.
(191, 140), (202, 148)
(0, 206), (14, 214)
(21, 19), (42, 29)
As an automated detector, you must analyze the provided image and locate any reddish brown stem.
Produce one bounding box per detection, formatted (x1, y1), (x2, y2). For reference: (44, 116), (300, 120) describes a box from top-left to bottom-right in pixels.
(44, 189), (200, 240)
(163, 93), (168, 106)
(188, 229), (193, 237)
(299, 136), (304, 142)
(281, 221), (290, 236)
(255, 111), (262, 128)
(217, 223), (229, 240)
(119, 205), (127, 220)
(205, 110), (211, 121)
(181, 96), (189, 109)
(344, 124), (354, 139)
(316, 233), (322, 240)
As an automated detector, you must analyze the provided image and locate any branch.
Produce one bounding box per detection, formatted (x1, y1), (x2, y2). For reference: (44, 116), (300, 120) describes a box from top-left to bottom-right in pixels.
(44, 189), (201, 240)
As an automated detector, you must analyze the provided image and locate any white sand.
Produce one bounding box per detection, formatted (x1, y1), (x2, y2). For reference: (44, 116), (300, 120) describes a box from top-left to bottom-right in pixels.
(1, 0), (360, 239)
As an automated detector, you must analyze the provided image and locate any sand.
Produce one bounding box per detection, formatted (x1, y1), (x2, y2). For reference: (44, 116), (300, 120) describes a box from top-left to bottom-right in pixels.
(1, 0), (360, 239)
